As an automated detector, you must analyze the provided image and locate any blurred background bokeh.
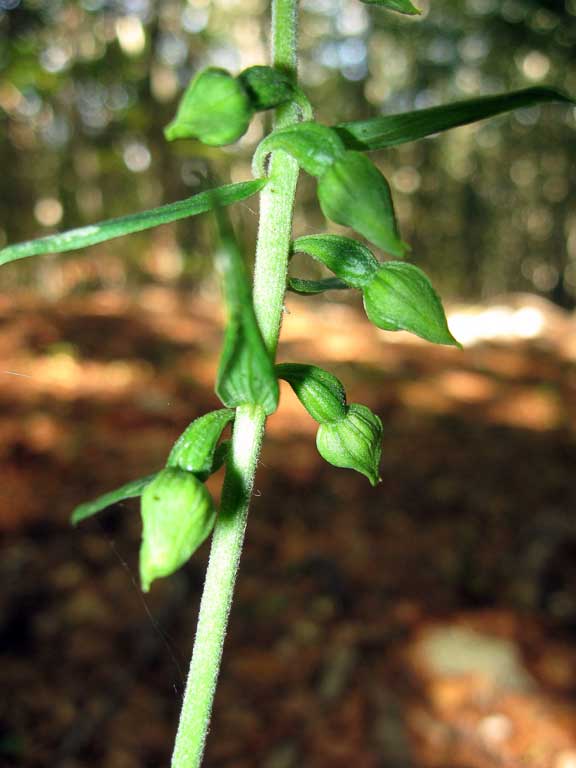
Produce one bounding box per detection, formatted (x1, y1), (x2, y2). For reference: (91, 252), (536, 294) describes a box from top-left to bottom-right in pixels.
(1, 0), (575, 301)
(3, 1), (576, 767)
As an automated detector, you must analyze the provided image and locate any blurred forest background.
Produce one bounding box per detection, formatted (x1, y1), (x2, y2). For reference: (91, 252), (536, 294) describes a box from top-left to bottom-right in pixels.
(1, 0), (575, 303)
(3, 2), (576, 768)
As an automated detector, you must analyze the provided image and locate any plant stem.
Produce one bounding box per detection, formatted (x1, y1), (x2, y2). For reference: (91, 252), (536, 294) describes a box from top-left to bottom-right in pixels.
(170, 2), (300, 766)
(171, 405), (265, 768)
(253, 0), (300, 352)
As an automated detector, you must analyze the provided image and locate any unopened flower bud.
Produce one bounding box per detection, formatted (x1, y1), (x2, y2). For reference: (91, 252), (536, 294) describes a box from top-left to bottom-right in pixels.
(238, 65), (295, 111)
(316, 403), (383, 486)
(317, 151), (406, 257)
(164, 68), (252, 146)
(140, 468), (215, 592)
(167, 409), (234, 480)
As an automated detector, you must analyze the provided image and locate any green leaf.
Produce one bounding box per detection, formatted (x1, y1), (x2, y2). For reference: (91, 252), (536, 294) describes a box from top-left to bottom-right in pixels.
(217, 315), (279, 415)
(276, 363), (347, 424)
(215, 210), (279, 415)
(335, 87), (574, 152)
(293, 234), (380, 289)
(71, 474), (157, 525)
(140, 468), (216, 592)
(166, 409), (235, 480)
(361, 0), (420, 14)
(363, 262), (460, 347)
(317, 403), (383, 486)
(317, 152), (406, 257)
(287, 276), (349, 295)
(165, 68), (253, 146)
(0, 180), (266, 266)
(253, 121), (346, 177)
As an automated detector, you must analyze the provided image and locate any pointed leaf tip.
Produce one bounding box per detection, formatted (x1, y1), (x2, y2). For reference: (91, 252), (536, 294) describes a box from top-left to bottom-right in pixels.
(361, 0), (421, 14)
(336, 87), (574, 153)
(0, 180), (266, 266)
(139, 469), (216, 591)
(363, 262), (460, 347)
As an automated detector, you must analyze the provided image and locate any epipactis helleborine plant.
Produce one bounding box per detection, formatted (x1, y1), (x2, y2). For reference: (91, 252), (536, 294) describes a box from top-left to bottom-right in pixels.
(1, 0), (572, 765)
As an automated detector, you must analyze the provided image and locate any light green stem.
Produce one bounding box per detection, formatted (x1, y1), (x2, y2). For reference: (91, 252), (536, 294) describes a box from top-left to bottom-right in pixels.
(170, 405), (265, 768)
(170, 1), (300, 766)
(253, 0), (300, 351)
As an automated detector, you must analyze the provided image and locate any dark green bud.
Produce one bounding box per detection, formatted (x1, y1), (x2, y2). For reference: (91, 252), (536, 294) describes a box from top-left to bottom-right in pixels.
(166, 409), (234, 480)
(276, 363), (347, 424)
(238, 65), (295, 111)
(140, 468), (216, 592)
(254, 121), (346, 177)
(317, 151), (406, 258)
(363, 262), (460, 347)
(293, 234), (380, 290)
(164, 68), (252, 146)
(316, 403), (383, 486)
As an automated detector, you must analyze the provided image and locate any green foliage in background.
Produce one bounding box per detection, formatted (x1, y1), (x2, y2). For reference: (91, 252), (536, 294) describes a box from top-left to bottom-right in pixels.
(1, 0), (575, 301)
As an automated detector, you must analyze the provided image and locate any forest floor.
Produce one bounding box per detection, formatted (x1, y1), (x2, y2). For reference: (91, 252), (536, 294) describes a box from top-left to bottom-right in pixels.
(2, 287), (576, 768)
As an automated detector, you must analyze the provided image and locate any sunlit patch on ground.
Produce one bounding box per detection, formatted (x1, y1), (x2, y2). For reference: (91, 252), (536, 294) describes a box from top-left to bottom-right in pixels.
(2, 288), (576, 767)
(406, 613), (576, 768)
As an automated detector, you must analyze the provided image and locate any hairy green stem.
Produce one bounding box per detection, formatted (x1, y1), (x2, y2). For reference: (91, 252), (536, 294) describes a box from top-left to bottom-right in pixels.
(170, 405), (265, 767)
(253, 0), (300, 351)
(170, 1), (300, 765)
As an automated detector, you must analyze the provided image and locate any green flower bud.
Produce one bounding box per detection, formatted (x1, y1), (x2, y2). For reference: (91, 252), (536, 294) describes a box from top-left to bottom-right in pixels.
(164, 68), (252, 146)
(238, 65), (295, 111)
(316, 403), (383, 486)
(166, 408), (234, 480)
(363, 262), (460, 347)
(276, 363), (347, 424)
(139, 468), (216, 592)
(317, 151), (406, 257)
